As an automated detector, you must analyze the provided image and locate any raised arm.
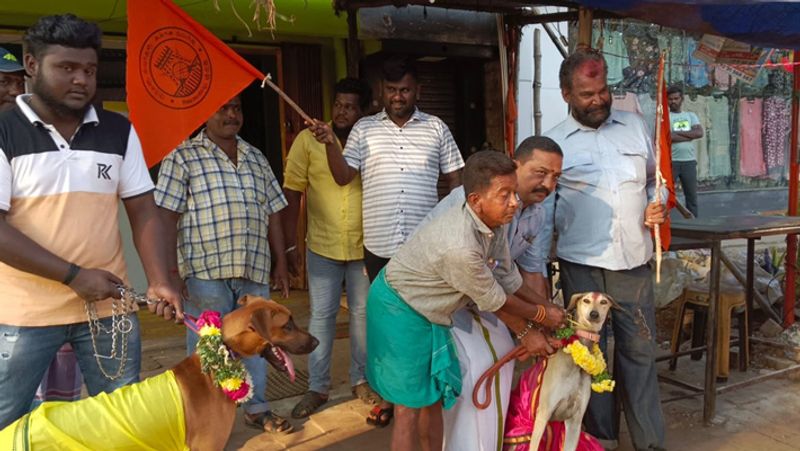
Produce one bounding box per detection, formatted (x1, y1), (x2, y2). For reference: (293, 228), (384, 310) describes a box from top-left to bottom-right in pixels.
(307, 120), (358, 186)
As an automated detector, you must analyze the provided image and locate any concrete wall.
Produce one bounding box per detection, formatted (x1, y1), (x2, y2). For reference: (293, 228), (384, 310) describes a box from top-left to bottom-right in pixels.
(118, 202), (148, 292)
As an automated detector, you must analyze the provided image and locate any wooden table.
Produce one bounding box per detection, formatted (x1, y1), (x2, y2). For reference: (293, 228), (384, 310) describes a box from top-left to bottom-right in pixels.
(668, 215), (800, 424)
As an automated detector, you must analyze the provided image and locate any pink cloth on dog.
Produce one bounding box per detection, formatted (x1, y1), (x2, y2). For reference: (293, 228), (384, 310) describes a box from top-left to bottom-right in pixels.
(502, 359), (604, 451)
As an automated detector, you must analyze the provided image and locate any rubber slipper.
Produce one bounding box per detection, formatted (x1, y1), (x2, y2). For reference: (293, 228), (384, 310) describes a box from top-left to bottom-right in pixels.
(291, 391), (328, 419)
(244, 411), (294, 434)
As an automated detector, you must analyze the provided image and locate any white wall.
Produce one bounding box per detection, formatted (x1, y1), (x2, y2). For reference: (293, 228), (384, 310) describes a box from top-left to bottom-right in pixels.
(517, 23), (569, 145)
(119, 202), (148, 292)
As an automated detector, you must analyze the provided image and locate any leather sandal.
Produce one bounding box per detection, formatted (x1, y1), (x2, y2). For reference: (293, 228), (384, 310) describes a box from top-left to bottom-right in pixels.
(291, 391), (328, 419)
(351, 382), (382, 405)
(244, 411), (294, 434)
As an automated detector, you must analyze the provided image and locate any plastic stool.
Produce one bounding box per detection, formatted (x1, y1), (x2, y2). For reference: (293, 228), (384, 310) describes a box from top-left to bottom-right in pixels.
(669, 284), (749, 380)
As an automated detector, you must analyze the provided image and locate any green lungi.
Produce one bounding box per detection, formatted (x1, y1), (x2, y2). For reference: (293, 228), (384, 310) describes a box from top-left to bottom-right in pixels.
(366, 269), (462, 409)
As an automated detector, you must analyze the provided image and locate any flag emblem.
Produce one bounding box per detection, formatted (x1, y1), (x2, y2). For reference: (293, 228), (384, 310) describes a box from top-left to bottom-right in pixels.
(139, 27), (212, 109)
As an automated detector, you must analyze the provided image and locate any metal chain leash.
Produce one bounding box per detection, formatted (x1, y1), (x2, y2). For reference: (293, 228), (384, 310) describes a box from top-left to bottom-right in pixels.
(84, 285), (158, 381)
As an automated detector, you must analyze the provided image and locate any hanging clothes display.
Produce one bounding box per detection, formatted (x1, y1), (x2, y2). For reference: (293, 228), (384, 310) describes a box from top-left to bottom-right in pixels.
(738, 98), (766, 177)
(657, 34), (686, 85)
(707, 96), (732, 178)
(637, 92), (656, 137)
(762, 96), (791, 174)
(682, 95), (711, 180)
(686, 39), (710, 88)
(750, 67), (770, 91)
(713, 66), (732, 90)
(594, 24), (629, 86)
(669, 35), (687, 85)
(611, 92), (643, 115)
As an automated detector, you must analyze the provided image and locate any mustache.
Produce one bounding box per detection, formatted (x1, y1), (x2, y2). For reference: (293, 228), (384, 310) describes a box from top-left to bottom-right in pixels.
(532, 188), (550, 194)
(223, 120), (240, 126)
(587, 104), (610, 114)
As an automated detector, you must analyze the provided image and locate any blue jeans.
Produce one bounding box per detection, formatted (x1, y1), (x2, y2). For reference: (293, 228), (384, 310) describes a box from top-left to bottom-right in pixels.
(0, 316), (142, 429)
(185, 277), (270, 415)
(559, 259), (666, 450)
(306, 250), (370, 394)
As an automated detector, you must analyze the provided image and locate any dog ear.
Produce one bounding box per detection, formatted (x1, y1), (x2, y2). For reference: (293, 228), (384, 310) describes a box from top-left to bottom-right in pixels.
(223, 308), (270, 357)
(604, 294), (623, 310)
(250, 307), (271, 340)
(238, 295), (253, 306)
(566, 293), (585, 312)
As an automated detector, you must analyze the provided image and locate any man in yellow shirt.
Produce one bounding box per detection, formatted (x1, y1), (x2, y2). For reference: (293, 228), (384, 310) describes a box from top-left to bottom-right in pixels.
(282, 78), (379, 418)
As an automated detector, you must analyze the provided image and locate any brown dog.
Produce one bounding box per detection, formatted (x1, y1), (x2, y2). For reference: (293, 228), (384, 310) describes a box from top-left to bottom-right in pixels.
(177, 295), (318, 450)
(0, 295), (318, 451)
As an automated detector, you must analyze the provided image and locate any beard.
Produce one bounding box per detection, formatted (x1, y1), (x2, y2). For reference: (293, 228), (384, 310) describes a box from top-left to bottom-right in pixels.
(32, 76), (93, 120)
(572, 102), (611, 129)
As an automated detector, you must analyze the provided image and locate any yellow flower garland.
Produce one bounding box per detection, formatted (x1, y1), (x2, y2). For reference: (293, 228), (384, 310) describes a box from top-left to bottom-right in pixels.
(199, 324), (221, 337)
(563, 341), (615, 393)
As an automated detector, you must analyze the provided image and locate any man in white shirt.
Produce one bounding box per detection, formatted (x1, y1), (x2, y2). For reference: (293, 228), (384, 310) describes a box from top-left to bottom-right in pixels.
(541, 48), (667, 451)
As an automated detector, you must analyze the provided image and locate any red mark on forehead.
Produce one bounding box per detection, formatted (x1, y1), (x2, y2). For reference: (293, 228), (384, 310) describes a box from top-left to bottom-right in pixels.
(578, 60), (604, 79)
(591, 292), (600, 302)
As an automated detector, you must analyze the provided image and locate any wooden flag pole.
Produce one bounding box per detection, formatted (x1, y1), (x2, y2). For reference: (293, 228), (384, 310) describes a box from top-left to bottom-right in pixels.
(261, 73), (313, 124)
(654, 52), (666, 284)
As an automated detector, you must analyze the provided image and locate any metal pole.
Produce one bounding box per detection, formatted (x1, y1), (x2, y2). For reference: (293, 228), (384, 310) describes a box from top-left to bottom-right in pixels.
(703, 240), (721, 425)
(533, 28), (542, 135)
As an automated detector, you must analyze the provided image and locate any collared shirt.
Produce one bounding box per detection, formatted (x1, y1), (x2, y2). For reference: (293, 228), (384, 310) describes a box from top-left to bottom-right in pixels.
(420, 186), (547, 273)
(386, 202), (522, 326)
(154, 131), (287, 284)
(542, 109), (657, 270)
(343, 108), (464, 258)
(0, 95), (153, 326)
(283, 127), (363, 261)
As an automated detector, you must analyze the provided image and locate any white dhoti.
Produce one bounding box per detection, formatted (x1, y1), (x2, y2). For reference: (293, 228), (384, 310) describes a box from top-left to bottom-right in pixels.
(443, 307), (516, 451)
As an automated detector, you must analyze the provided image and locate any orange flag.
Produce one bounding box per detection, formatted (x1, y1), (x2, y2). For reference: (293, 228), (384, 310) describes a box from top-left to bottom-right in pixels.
(127, 0), (265, 167)
(653, 52), (676, 251)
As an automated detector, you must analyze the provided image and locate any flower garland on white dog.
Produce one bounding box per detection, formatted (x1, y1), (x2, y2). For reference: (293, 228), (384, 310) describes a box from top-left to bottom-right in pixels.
(195, 311), (254, 404)
(555, 326), (616, 393)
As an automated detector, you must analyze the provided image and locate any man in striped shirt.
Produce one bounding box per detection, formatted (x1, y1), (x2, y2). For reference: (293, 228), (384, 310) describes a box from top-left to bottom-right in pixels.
(0, 14), (181, 429)
(311, 55), (465, 282)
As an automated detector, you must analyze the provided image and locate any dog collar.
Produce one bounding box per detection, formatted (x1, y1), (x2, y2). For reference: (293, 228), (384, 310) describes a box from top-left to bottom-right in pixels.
(575, 329), (600, 343)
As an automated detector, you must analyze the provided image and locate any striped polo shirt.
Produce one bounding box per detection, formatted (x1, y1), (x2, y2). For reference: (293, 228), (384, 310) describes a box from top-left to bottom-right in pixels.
(0, 95), (154, 326)
(343, 108), (464, 258)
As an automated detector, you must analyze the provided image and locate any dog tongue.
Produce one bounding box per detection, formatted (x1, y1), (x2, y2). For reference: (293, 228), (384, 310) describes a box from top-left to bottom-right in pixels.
(275, 346), (296, 382)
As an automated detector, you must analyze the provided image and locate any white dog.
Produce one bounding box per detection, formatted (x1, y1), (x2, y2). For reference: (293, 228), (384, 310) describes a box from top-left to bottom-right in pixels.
(526, 292), (616, 451)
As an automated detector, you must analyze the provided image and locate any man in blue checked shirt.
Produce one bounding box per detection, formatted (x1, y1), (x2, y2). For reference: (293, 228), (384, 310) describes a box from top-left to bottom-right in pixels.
(155, 95), (293, 434)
